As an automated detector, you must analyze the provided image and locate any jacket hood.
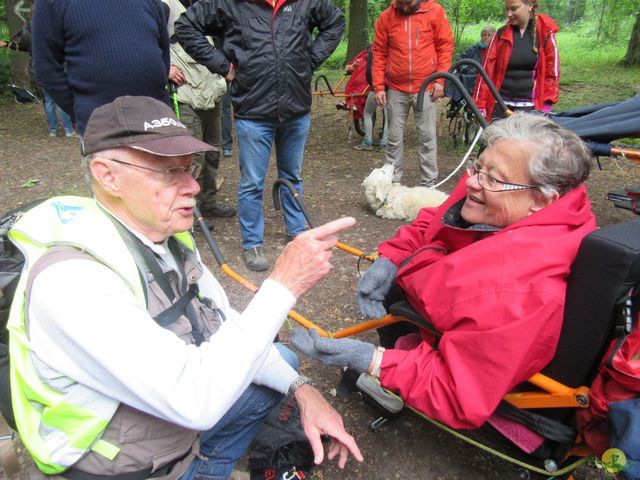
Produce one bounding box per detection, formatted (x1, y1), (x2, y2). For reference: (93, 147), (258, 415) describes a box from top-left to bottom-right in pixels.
(501, 183), (593, 233)
(536, 12), (560, 34)
(440, 177), (594, 234)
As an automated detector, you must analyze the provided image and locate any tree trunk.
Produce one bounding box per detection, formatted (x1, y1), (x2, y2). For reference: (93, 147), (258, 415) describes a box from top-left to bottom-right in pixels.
(624, 9), (640, 66)
(4, 0), (33, 85)
(346, 0), (368, 63)
(566, 0), (587, 23)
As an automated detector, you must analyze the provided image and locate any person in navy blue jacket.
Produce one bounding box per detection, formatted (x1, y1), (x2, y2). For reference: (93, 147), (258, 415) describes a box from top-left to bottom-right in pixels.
(31, 0), (171, 134)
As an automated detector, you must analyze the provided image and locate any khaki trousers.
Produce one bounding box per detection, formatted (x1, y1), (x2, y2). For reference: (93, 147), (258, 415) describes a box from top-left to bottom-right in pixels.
(385, 88), (438, 185)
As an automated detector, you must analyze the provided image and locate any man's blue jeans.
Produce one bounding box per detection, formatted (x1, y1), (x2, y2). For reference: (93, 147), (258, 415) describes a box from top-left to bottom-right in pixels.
(42, 88), (73, 135)
(180, 345), (298, 480)
(235, 114), (310, 249)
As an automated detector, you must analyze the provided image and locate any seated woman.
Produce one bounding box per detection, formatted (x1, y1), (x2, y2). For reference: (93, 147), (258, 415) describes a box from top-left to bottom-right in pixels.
(291, 113), (596, 429)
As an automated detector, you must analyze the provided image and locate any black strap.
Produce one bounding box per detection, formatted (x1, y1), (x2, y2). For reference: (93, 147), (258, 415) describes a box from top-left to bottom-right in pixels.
(496, 401), (576, 444)
(62, 467), (151, 480)
(153, 283), (198, 328)
(104, 213), (205, 338)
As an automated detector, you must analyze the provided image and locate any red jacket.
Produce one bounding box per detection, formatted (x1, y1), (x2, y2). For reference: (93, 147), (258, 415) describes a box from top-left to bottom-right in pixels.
(372, 0), (454, 95)
(377, 177), (596, 429)
(474, 14), (560, 118)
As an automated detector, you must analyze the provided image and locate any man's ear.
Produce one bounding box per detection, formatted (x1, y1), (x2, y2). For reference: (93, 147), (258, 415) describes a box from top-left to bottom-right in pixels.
(530, 190), (559, 214)
(90, 157), (122, 197)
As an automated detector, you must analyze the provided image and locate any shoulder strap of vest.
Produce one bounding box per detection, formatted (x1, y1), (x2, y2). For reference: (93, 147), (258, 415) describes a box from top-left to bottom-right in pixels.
(104, 214), (201, 330)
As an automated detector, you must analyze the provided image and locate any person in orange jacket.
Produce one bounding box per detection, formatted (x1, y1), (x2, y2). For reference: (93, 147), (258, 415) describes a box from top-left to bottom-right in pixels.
(372, 0), (454, 187)
(473, 0), (560, 119)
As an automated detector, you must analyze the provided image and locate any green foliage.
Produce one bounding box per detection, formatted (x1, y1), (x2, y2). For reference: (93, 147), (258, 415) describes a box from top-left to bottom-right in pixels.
(440, 0), (503, 46)
(555, 17), (639, 109)
(323, 39), (348, 69)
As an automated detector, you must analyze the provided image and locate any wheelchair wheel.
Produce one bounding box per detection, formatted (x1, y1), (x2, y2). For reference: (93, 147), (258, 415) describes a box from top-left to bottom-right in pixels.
(353, 117), (365, 137)
(463, 111), (481, 146)
(353, 111), (378, 138)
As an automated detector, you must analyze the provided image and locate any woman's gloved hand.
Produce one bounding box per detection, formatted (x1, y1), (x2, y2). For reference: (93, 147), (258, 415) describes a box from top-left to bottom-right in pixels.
(290, 328), (375, 373)
(356, 258), (398, 319)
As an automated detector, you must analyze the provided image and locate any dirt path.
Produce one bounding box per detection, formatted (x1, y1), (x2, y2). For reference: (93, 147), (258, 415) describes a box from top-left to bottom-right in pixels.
(2, 97), (638, 479)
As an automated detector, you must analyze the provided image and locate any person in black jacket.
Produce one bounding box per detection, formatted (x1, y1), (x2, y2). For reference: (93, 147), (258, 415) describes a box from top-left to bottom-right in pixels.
(175, 0), (345, 271)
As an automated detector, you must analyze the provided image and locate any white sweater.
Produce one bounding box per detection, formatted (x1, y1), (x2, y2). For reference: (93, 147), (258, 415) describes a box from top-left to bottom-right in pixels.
(28, 232), (297, 431)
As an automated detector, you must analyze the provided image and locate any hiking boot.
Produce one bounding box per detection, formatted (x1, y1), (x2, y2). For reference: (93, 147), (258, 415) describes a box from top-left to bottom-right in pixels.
(243, 247), (268, 271)
(354, 139), (373, 151)
(201, 203), (236, 218)
(223, 147), (233, 157)
(65, 131), (79, 138)
(48, 132), (57, 137)
(379, 141), (387, 151)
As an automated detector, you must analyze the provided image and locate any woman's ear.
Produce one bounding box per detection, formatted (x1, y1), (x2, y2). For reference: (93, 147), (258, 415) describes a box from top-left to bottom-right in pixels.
(530, 190), (559, 214)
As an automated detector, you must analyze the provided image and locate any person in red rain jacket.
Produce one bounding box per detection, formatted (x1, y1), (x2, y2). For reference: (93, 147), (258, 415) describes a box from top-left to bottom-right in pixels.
(474, 0), (560, 119)
(291, 113), (596, 429)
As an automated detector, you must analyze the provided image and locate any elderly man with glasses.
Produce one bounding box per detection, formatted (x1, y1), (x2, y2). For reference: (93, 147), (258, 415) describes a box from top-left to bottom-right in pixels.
(291, 113), (596, 430)
(7, 96), (362, 479)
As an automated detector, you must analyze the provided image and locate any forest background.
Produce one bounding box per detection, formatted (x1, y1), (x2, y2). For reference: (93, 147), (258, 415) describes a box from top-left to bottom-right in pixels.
(0, 0), (639, 110)
(0, 0), (639, 111)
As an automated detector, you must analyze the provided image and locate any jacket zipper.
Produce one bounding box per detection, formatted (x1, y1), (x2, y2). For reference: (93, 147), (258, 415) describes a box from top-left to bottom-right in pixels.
(408, 16), (413, 94)
(399, 247), (444, 269)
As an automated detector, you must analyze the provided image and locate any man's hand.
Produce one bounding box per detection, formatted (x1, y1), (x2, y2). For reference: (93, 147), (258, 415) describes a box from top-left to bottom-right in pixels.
(225, 63), (235, 82)
(0, 41), (7, 48)
(430, 83), (445, 100)
(270, 217), (356, 299)
(290, 328), (375, 373)
(168, 65), (186, 86)
(374, 91), (386, 107)
(294, 384), (363, 468)
(356, 258), (398, 318)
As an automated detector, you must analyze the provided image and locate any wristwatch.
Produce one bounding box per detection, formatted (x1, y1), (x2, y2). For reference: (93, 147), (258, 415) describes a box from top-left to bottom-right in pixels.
(287, 374), (314, 397)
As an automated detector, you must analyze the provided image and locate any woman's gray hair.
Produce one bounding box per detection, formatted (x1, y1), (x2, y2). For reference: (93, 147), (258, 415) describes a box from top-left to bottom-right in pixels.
(481, 25), (497, 36)
(482, 113), (592, 198)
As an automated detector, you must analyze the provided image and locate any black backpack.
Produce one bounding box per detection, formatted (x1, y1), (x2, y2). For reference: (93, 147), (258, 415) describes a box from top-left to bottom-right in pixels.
(0, 202), (40, 430)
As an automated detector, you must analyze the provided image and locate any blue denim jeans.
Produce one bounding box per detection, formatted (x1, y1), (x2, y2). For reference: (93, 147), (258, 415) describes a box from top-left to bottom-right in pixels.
(235, 114), (310, 249)
(42, 88), (73, 134)
(180, 345), (298, 480)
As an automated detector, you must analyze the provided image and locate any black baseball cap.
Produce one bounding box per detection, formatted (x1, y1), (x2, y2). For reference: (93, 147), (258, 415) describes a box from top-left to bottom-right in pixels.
(81, 96), (216, 157)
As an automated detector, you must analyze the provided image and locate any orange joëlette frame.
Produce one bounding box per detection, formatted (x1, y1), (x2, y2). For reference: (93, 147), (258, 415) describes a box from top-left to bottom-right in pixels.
(195, 204), (591, 412)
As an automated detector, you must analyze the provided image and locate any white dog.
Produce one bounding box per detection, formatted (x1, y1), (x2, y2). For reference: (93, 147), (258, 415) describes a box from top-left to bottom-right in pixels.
(362, 164), (448, 221)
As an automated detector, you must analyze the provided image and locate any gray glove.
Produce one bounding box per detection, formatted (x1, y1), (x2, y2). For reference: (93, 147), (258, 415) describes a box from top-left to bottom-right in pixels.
(290, 328), (375, 373)
(356, 258), (398, 319)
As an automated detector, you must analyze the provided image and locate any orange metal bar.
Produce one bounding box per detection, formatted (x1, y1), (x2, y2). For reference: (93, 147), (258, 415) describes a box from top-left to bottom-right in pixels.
(504, 374), (590, 409)
(219, 264), (328, 336)
(331, 314), (407, 338)
(220, 244), (593, 412)
(611, 147), (640, 161)
(335, 242), (375, 262)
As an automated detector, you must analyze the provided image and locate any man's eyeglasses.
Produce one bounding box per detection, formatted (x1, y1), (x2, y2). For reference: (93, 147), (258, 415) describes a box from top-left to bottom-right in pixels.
(107, 158), (201, 180)
(466, 163), (538, 193)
